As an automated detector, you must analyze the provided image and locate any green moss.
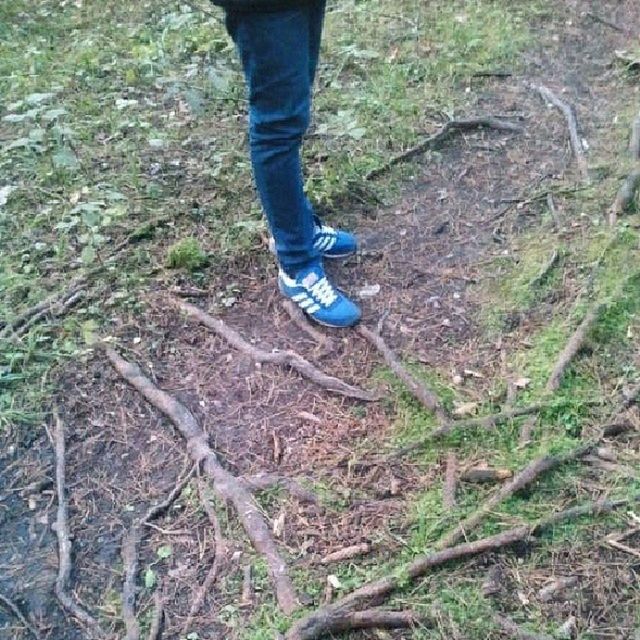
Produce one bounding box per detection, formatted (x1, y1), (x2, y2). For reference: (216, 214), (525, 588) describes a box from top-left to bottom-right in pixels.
(166, 237), (208, 271)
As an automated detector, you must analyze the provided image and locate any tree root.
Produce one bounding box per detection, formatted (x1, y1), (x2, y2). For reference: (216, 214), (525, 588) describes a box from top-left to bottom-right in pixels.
(442, 452), (458, 510)
(282, 300), (334, 354)
(530, 83), (589, 183)
(357, 324), (447, 419)
(122, 464), (197, 640)
(545, 304), (603, 393)
(242, 472), (318, 505)
(608, 170), (640, 227)
(436, 442), (595, 550)
(365, 116), (522, 181)
(170, 297), (377, 402)
(284, 497), (635, 640)
(105, 348), (300, 615)
(0, 591), (42, 640)
(147, 585), (164, 640)
(51, 411), (103, 636)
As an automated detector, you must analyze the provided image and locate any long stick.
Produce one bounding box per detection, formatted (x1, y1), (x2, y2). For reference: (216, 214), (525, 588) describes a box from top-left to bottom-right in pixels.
(105, 348), (299, 615)
(285, 497), (634, 640)
(170, 297), (377, 402)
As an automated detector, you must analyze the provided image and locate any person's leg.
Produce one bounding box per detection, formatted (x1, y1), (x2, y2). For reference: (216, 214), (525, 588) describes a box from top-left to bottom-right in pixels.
(225, 8), (318, 276)
(308, 0), (326, 86)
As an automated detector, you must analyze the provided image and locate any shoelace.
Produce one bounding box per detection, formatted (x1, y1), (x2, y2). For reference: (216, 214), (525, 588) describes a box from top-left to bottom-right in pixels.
(314, 224), (337, 251)
(309, 276), (338, 307)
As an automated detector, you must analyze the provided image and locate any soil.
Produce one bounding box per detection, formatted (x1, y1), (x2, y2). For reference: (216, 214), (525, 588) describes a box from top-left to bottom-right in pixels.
(1, 1), (639, 639)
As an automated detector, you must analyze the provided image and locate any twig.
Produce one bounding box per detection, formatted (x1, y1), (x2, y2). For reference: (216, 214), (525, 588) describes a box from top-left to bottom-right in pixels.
(545, 304), (603, 393)
(546, 192), (561, 229)
(357, 324), (447, 418)
(604, 527), (640, 559)
(241, 565), (253, 607)
(241, 472), (319, 505)
(285, 497), (635, 640)
(585, 11), (625, 32)
(365, 116), (522, 181)
(321, 543), (372, 565)
(436, 442), (595, 549)
(52, 410), (102, 634)
(529, 249), (560, 289)
(608, 170), (640, 226)
(530, 84), (589, 183)
(443, 453), (458, 510)
(294, 609), (425, 636)
(105, 348), (299, 615)
(0, 592), (42, 640)
(282, 299), (333, 353)
(494, 613), (555, 640)
(122, 465), (196, 640)
(147, 586), (164, 640)
(182, 480), (226, 634)
(170, 297), (377, 402)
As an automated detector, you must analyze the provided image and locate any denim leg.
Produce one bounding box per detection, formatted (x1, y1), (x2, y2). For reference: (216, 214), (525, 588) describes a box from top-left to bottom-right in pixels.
(225, 7), (325, 275)
(308, 0), (326, 86)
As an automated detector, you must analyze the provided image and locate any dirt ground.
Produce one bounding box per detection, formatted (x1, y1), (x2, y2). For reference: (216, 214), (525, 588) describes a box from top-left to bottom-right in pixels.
(1, 1), (640, 639)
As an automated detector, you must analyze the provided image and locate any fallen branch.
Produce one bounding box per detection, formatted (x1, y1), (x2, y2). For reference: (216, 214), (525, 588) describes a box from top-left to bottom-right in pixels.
(365, 116), (523, 181)
(285, 496), (634, 640)
(296, 609), (425, 636)
(321, 543), (372, 566)
(52, 410), (102, 634)
(357, 324), (447, 419)
(122, 465), (196, 640)
(170, 297), (377, 402)
(494, 613), (555, 640)
(241, 473), (319, 505)
(530, 84), (589, 182)
(105, 348), (299, 615)
(436, 442), (595, 550)
(443, 452), (458, 510)
(0, 591), (42, 640)
(545, 304), (603, 393)
(460, 466), (513, 484)
(608, 170), (640, 226)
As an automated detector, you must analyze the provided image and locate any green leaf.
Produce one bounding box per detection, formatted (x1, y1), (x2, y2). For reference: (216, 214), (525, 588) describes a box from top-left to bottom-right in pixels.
(156, 545), (172, 560)
(52, 148), (79, 169)
(81, 320), (98, 345)
(144, 568), (156, 589)
(80, 245), (97, 265)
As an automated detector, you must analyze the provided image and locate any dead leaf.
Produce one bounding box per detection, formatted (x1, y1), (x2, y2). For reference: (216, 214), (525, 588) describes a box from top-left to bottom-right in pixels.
(453, 401), (479, 416)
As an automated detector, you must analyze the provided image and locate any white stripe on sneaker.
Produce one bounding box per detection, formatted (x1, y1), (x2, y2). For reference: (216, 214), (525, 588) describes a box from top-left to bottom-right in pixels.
(299, 298), (313, 309)
(306, 304), (320, 314)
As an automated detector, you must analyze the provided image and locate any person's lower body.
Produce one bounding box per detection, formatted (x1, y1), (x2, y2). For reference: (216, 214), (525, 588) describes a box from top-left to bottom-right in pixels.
(225, 2), (361, 327)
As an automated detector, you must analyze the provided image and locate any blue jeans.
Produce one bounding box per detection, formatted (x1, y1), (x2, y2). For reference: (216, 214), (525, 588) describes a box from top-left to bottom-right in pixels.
(225, 2), (326, 276)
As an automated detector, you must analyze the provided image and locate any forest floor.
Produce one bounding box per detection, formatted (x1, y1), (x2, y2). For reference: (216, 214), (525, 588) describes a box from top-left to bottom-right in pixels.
(1, 0), (640, 639)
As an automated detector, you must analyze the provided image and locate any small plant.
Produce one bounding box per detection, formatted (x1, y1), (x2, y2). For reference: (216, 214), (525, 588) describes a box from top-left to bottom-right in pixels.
(166, 237), (208, 271)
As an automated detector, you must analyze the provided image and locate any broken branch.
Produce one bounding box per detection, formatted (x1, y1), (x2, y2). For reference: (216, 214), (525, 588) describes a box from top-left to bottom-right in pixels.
(170, 297), (377, 402)
(365, 116), (522, 181)
(105, 348), (299, 615)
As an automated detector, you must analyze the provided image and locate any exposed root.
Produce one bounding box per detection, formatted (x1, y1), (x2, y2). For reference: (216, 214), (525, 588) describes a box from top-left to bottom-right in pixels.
(282, 299), (333, 353)
(357, 324), (447, 419)
(105, 348), (300, 615)
(52, 410), (102, 635)
(241, 472), (319, 505)
(170, 297), (377, 402)
(122, 464), (196, 640)
(284, 497), (635, 640)
(530, 83), (589, 183)
(147, 585), (164, 640)
(321, 543), (372, 566)
(608, 170), (640, 226)
(529, 249), (560, 289)
(545, 304), (603, 393)
(494, 613), (555, 640)
(365, 116), (523, 181)
(0, 591), (42, 640)
(436, 443), (595, 550)
(442, 452), (458, 510)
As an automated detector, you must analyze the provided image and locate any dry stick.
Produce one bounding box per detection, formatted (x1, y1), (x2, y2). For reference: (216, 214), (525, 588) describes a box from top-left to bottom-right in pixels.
(531, 84), (589, 183)
(147, 586), (164, 640)
(357, 324), (447, 419)
(0, 591), (42, 640)
(241, 472), (319, 505)
(122, 465), (196, 640)
(442, 452), (458, 510)
(460, 467), (513, 484)
(285, 497), (633, 640)
(436, 442), (595, 550)
(365, 116), (523, 181)
(170, 297), (377, 402)
(608, 170), (640, 227)
(299, 609), (425, 636)
(282, 300), (333, 352)
(321, 544), (372, 566)
(52, 411), (102, 634)
(585, 11), (625, 33)
(494, 613), (555, 640)
(105, 348), (299, 615)
(545, 304), (603, 393)
(630, 113), (640, 161)
(182, 480), (226, 634)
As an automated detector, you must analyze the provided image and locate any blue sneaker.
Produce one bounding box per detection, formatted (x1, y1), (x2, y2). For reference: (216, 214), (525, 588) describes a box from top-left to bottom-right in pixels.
(278, 263), (361, 328)
(312, 216), (357, 258)
(268, 218), (357, 259)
